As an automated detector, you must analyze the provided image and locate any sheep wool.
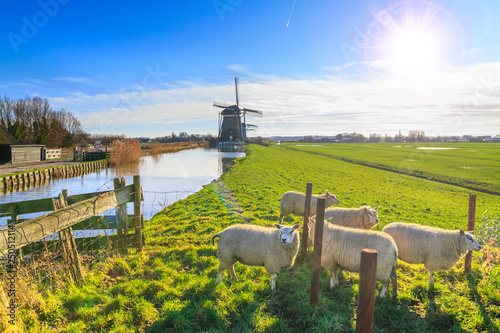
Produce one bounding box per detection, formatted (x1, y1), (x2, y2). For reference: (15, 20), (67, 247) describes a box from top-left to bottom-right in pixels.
(309, 221), (398, 298)
(280, 190), (340, 223)
(324, 206), (379, 229)
(212, 223), (301, 291)
(383, 222), (482, 288)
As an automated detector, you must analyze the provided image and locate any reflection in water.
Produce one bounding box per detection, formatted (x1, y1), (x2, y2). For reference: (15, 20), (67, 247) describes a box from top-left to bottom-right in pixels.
(0, 148), (245, 224)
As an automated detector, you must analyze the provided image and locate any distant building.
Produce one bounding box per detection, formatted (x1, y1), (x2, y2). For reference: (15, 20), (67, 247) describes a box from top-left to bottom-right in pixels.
(0, 125), (46, 165)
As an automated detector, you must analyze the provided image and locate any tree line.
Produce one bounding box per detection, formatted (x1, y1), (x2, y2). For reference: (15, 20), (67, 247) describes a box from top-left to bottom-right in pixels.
(0, 96), (85, 147)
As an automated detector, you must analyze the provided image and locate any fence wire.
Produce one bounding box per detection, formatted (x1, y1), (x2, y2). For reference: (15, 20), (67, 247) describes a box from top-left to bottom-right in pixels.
(1, 180), (499, 313)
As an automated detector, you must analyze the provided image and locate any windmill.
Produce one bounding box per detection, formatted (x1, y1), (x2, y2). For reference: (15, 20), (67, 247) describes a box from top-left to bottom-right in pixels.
(213, 77), (263, 143)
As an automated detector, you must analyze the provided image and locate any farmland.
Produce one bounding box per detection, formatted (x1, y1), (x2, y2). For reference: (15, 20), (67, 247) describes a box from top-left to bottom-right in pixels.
(282, 142), (500, 194)
(8, 144), (500, 332)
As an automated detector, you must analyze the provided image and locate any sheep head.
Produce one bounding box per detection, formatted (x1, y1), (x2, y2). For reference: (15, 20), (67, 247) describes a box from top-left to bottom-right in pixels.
(274, 223), (301, 245)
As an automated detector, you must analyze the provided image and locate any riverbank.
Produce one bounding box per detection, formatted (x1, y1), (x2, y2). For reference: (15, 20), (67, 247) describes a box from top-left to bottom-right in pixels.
(7, 144), (500, 332)
(0, 160), (108, 190)
(140, 141), (207, 155)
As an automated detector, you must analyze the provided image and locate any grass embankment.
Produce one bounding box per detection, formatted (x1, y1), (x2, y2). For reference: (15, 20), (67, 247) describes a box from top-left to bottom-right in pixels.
(7, 145), (500, 332)
(283, 142), (500, 194)
(140, 142), (207, 156)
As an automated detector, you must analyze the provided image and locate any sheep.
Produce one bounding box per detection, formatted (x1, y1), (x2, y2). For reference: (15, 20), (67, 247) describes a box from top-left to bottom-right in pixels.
(325, 206), (379, 229)
(280, 190), (340, 223)
(308, 219), (398, 298)
(382, 222), (482, 289)
(308, 206), (380, 251)
(212, 223), (301, 291)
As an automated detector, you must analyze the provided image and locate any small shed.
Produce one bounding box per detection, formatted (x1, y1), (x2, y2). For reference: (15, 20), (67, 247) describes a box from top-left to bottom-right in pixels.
(0, 125), (46, 164)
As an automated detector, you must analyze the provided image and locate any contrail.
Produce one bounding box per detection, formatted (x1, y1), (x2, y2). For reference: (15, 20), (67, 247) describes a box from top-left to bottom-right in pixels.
(286, 0), (297, 27)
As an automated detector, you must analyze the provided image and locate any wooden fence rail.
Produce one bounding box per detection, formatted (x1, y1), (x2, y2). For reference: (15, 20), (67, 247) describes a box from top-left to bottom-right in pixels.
(0, 177), (143, 257)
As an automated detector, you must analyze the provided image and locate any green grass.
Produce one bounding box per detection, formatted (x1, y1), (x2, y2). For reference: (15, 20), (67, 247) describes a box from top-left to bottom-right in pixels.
(9, 144), (500, 332)
(282, 142), (500, 194)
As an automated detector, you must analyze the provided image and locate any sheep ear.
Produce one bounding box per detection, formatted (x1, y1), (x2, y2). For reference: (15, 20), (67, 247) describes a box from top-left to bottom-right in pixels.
(274, 224), (282, 229)
(375, 206), (379, 210)
(293, 223), (302, 230)
(326, 190), (329, 193)
(459, 228), (465, 235)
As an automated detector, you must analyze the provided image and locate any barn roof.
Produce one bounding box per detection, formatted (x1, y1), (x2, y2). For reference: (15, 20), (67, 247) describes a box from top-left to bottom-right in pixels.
(0, 125), (18, 144)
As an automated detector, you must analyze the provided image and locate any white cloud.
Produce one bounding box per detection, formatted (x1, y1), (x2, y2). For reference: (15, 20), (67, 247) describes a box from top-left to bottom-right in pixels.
(48, 62), (500, 137)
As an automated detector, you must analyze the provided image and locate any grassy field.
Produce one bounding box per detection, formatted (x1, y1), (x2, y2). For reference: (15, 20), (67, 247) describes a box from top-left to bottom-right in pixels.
(282, 142), (500, 194)
(7, 144), (500, 332)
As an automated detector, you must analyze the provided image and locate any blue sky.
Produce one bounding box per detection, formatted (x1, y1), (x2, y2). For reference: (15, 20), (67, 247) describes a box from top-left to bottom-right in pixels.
(1, 0), (499, 137)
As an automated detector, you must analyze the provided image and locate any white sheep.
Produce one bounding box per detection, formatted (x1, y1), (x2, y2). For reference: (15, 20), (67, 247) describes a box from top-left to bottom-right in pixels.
(325, 206), (379, 229)
(308, 206), (380, 251)
(280, 190), (340, 223)
(309, 220), (398, 298)
(382, 222), (482, 288)
(212, 223), (301, 291)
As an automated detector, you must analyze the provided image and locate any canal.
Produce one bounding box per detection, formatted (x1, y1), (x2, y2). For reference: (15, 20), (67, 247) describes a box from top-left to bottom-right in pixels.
(0, 147), (245, 227)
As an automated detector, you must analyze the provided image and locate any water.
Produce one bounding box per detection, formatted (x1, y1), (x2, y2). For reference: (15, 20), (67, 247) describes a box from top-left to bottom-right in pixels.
(0, 148), (245, 227)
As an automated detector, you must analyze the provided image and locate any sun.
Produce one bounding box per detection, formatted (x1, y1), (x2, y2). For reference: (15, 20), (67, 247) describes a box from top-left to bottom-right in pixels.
(364, 0), (464, 78)
(385, 26), (440, 73)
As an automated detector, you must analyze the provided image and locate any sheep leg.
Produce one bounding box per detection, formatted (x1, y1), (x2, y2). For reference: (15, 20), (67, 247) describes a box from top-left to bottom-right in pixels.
(329, 267), (340, 289)
(228, 264), (238, 281)
(391, 267), (398, 298)
(428, 271), (435, 289)
(270, 274), (277, 291)
(279, 214), (284, 224)
(216, 266), (224, 284)
(380, 283), (388, 298)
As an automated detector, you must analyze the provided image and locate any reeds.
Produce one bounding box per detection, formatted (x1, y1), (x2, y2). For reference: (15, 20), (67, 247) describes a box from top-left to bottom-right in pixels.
(109, 139), (140, 166)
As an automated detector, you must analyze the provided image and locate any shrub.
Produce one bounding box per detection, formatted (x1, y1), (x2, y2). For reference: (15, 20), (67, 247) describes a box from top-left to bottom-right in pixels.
(109, 139), (140, 166)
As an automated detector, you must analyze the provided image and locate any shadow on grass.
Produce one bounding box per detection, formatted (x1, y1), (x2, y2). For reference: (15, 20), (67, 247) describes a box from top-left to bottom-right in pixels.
(146, 280), (225, 332)
(467, 272), (500, 332)
(145, 273), (285, 332)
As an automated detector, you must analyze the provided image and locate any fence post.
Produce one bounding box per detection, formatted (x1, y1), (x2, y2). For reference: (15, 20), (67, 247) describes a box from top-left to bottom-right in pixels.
(464, 194), (477, 272)
(53, 189), (83, 283)
(310, 197), (325, 305)
(113, 178), (126, 254)
(133, 175), (143, 251)
(300, 183), (313, 260)
(356, 249), (378, 333)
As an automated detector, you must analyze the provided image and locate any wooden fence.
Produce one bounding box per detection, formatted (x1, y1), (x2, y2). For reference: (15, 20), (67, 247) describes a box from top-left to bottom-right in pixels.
(0, 160), (108, 190)
(0, 175), (144, 285)
(73, 148), (110, 162)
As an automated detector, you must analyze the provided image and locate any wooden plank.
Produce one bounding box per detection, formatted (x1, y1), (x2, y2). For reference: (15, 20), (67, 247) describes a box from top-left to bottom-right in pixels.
(71, 214), (134, 230)
(310, 197), (325, 305)
(0, 185), (134, 254)
(356, 249), (378, 333)
(0, 185), (133, 216)
(300, 182), (313, 260)
(133, 175), (143, 251)
(464, 194), (477, 272)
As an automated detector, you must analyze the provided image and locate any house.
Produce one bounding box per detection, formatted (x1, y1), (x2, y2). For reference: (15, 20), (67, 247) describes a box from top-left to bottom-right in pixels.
(0, 125), (46, 164)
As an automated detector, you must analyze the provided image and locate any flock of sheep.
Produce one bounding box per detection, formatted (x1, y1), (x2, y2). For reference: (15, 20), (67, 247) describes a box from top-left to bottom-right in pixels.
(212, 190), (482, 297)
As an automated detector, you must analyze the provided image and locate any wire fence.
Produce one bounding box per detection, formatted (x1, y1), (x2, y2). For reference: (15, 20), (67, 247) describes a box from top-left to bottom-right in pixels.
(0, 176), (144, 313)
(1, 177), (499, 318)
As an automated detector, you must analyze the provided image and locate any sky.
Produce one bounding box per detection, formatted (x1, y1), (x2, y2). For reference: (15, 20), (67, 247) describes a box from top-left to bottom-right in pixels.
(1, 0), (499, 138)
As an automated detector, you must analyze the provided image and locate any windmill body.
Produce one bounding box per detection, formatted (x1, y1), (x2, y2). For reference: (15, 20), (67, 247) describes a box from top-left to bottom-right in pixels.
(213, 78), (262, 145)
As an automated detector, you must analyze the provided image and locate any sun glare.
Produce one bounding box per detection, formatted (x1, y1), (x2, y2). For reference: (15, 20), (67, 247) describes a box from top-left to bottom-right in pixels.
(364, 0), (464, 78)
(386, 27), (439, 72)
